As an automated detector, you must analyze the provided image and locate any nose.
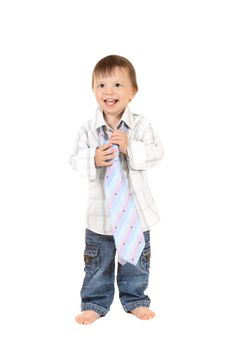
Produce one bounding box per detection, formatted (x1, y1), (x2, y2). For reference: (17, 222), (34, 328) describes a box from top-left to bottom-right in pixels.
(103, 85), (114, 95)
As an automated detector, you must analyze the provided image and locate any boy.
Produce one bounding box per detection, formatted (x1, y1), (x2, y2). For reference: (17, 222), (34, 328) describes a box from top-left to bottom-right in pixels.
(70, 55), (163, 324)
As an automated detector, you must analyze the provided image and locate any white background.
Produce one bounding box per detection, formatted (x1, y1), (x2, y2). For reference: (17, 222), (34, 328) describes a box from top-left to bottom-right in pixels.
(0, 0), (233, 349)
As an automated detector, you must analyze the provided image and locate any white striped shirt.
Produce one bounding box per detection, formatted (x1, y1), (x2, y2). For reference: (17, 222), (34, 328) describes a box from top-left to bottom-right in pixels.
(70, 106), (164, 235)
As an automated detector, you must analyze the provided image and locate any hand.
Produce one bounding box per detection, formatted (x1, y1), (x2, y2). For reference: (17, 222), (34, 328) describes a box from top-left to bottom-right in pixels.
(94, 143), (117, 167)
(109, 130), (128, 155)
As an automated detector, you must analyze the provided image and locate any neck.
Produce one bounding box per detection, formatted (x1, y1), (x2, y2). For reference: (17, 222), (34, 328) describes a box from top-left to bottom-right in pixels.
(104, 114), (121, 129)
(104, 113), (123, 129)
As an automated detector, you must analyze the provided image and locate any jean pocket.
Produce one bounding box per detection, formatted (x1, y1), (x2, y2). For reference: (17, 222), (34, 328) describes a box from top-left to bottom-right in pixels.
(84, 247), (100, 274)
(140, 248), (151, 272)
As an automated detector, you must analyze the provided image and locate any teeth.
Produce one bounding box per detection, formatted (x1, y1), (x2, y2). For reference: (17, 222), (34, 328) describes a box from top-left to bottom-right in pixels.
(105, 99), (117, 105)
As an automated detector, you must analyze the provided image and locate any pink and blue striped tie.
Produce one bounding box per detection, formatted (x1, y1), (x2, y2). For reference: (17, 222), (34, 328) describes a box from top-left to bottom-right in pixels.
(100, 124), (145, 265)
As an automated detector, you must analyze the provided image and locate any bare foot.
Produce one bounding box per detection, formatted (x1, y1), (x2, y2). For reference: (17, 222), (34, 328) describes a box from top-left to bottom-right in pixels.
(130, 307), (155, 320)
(75, 310), (101, 325)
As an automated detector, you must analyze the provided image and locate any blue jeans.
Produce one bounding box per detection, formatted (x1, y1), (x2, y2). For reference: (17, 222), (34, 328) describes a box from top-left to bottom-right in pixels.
(80, 228), (151, 316)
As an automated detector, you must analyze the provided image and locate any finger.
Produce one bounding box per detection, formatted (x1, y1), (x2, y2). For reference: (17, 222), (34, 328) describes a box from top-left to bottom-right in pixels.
(105, 161), (113, 167)
(110, 140), (120, 145)
(104, 154), (117, 160)
(110, 135), (120, 141)
(110, 131), (127, 138)
(103, 148), (118, 155)
(100, 143), (113, 150)
(110, 135), (123, 141)
(100, 160), (113, 167)
(112, 130), (125, 135)
(113, 136), (126, 141)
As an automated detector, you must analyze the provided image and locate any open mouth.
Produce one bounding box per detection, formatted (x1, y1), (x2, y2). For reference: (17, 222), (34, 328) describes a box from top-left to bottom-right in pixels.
(104, 98), (119, 106)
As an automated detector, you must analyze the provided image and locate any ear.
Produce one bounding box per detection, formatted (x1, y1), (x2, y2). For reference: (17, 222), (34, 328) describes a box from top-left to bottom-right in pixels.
(129, 88), (137, 102)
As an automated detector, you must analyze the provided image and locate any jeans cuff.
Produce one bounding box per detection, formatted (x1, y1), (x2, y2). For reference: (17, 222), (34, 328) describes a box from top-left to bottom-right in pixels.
(122, 300), (151, 313)
(81, 302), (109, 316)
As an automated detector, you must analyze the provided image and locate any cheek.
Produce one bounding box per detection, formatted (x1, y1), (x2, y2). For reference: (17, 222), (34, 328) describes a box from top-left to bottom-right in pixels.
(94, 92), (102, 101)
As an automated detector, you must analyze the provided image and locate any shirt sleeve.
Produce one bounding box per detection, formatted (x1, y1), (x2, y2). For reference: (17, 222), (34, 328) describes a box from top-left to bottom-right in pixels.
(126, 122), (164, 170)
(69, 127), (97, 180)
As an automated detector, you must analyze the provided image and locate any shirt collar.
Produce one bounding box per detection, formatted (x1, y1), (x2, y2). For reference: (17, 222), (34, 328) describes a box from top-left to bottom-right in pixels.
(94, 106), (133, 131)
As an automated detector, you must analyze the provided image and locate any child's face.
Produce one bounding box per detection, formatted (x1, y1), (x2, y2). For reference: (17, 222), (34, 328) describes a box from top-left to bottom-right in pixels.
(93, 67), (136, 119)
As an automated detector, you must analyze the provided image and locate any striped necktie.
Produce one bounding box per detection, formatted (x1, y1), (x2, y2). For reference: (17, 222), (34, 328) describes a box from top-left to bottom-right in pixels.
(100, 123), (145, 265)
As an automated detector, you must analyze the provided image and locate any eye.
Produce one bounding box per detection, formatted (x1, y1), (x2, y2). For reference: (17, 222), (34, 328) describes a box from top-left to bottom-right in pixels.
(97, 83), (104, 88)
(114, 83), (122, 88)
